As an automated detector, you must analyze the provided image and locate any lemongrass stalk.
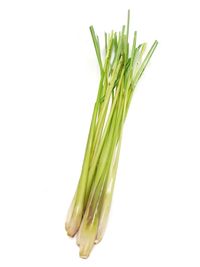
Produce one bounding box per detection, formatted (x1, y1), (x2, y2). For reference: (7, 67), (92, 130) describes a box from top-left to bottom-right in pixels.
(83, 77), (126, 217)
(89, 32), (115, 153)
(78, 212), (99, 258)
(66, 28), (114, 236)
(91, 58), (133, 245)
(66, 34), (113, 235)
(77, 108), (119, 250)
(94, 102), (125, 243)
(65, 191), (77, 235)
(95, 66), (131, 243)
(95, 138), (122, 243)
(66, 28), (120, 237)
(76, 86), (123, 245)
(77, 161), (108, 252)
(91, 68), (124, 165)
(77, 45), (126, 251)
(92, 55), (123, 146)
(84, 59), (124, 198)
(65, 100), (99, 236)
(133, 40), (158, 86)
(89, 26), (103, 74)
(78, 94), (125, 253)
(125, 40), (158, 118)
(77, 102), (122, 256)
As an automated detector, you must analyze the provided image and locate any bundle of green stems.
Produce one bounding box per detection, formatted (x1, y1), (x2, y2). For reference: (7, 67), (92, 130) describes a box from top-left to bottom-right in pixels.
(65, 10), (158, 258)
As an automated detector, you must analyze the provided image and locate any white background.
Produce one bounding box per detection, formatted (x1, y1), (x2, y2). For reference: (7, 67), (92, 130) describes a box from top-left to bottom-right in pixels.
(0, 0), (200, 266)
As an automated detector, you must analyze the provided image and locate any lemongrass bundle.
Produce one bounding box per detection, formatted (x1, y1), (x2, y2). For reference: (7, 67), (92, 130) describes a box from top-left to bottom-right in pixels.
(65, 10), (158, 258)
